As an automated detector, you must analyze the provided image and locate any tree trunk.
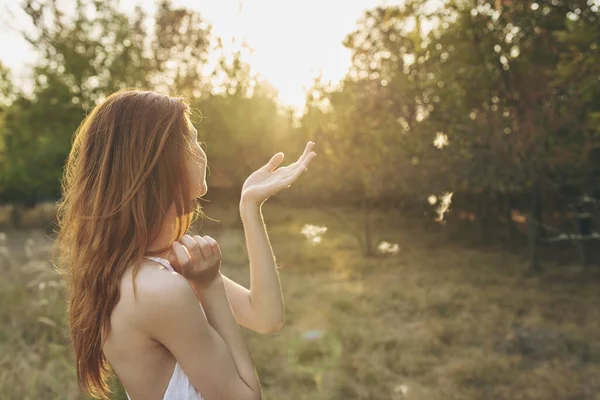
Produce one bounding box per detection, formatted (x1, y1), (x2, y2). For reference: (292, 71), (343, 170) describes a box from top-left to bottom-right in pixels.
(527, 182), (543, 274)
(363, 195), (374, 257)
(478, 191), (493, 244)
(505, 194), (518, 253)
(577, 238), (588, 268)
(10, 204), (22, 229)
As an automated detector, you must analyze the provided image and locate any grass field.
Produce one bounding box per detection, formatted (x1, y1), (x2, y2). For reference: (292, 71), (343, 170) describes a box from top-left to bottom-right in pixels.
(1, 204), (599, 399)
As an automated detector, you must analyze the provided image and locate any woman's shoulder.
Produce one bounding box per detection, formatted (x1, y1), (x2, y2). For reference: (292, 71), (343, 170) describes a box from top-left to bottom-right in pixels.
(123, 260), (199, 326)
(126, 260), (194, 303)
(132, 259), (187, 291)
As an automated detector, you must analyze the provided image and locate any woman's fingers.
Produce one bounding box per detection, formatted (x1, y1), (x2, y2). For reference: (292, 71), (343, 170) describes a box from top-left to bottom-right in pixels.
(297, 141), (315, 165)
(180, 234), (204, 261)
(285, 151), (315, 181)
(192, 235), (212, 260)
(282, 163), (307, 188)
(305, 150), (316, 166)
(167, 251), (182, 273)
(174, 234), (219, 264)
(289, 143), (315, 172)
(283, 142), (314, 171)
(192, 235), (211, 257)
(265, 149), (315, 194)
(262, 152), (285, 172)
(171, 241), (191, 267)
(169, 234), (222, 284)
(268, 142), (315, 174)
(202, 235), (222, 259)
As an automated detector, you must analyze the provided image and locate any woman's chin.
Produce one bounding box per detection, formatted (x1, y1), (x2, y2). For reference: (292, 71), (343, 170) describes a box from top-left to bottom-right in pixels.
(197, 184), (208, 198)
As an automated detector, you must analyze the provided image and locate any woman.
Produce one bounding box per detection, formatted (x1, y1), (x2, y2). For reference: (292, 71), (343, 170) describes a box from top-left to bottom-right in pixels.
(54, 89), (316, 400)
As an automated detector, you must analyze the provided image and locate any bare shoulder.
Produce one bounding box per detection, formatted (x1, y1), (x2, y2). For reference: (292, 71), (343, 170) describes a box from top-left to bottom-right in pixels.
(128, 261), (201, 334)
(132, 262), (194, 302)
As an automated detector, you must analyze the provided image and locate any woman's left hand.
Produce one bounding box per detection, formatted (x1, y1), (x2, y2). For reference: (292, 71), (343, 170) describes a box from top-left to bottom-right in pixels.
(241, 141), (316, 206)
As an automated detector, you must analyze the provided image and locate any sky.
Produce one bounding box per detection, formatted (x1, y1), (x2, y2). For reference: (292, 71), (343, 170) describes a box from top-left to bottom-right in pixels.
(0, 0), (404, 108)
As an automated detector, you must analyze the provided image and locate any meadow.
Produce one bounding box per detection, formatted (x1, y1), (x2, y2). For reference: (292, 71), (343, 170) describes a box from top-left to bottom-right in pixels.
(1, 204), (599, 400)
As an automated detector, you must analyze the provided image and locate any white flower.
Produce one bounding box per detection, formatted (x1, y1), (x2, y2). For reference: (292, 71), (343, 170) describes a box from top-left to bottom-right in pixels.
(435, 192), (453, 222)
(393, 383), (409, 395)
(378, 241), (400, 254)
(433, 132), (449, 149)
(300, 224), (327, 245)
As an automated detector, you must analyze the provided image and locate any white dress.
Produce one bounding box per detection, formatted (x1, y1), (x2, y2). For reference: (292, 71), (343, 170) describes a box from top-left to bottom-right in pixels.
(126, 256), (206, 400)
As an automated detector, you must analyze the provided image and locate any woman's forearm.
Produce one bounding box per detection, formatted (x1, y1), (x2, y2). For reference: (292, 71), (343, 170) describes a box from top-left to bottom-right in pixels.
(239, 199), (285, 332)
(193, 276), (262, 397)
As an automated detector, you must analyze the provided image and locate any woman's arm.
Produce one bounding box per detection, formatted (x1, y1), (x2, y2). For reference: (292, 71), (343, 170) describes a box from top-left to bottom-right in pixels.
(217, 203), (284, 335)
(162, 235), (261, 399)
(143, 272), (261, 400)
(191, 275), (262, 396)
(168, 237), (280, 334)
(223, 142), (316, 334)
(225, 201), (284, 334)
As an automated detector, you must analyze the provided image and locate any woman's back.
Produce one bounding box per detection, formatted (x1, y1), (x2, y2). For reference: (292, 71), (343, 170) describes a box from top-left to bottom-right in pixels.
(102, 257), (204, 400)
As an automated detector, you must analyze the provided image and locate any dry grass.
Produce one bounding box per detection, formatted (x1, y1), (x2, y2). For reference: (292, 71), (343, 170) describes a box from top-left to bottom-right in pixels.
(1, 204), (599, 399)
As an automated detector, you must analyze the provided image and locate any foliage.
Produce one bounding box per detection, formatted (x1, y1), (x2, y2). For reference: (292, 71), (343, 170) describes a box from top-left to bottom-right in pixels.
(2, 0), (600, 258)
(0, 0), (291, 205)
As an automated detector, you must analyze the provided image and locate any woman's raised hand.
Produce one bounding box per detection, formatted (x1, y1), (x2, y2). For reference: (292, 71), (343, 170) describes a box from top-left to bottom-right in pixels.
(168, 234), (222, 288)
(241, 141), (316, 205)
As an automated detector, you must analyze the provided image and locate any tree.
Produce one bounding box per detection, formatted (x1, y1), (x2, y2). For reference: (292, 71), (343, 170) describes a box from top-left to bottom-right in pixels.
(0, 0), (212, 205)
(299, 5), (430, 255)
(195, 49), (295, 192)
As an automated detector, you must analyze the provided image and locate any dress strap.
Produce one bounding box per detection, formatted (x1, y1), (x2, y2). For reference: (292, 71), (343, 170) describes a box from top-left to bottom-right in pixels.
(144, 256), (176, 272)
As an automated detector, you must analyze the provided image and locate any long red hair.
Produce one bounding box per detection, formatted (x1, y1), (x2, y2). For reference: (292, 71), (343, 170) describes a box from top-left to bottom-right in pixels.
(54, 89), (202, 399)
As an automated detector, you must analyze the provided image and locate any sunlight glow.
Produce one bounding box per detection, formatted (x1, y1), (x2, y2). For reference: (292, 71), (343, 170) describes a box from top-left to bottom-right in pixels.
(0, 0), (409, 109)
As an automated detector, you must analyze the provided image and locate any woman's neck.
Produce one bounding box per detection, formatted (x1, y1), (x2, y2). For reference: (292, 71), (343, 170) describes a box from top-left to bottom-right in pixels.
(146, 205), (178, 259)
